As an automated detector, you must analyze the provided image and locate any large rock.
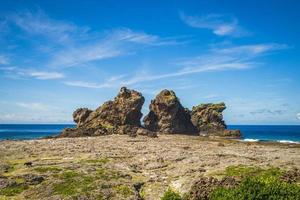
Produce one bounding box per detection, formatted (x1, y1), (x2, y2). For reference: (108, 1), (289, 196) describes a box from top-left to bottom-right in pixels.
(191, 103), (241, 138)
(143, 89), (197, 134)
(191, 103), (227, 133)
(73, 108), (93, 127)
(60, 87), (145, 137)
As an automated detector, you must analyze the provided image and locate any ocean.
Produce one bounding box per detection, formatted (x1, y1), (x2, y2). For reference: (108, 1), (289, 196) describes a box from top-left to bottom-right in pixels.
(0, 124), (299, 143)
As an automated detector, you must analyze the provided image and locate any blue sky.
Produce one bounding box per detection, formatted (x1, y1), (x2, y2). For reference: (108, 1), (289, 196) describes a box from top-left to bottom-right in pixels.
(0, 0), (299, 124)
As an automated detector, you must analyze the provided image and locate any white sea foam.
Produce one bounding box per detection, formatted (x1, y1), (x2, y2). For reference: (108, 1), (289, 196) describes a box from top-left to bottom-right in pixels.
(277, 140), (300, 144)
(243, 138), (260, 142)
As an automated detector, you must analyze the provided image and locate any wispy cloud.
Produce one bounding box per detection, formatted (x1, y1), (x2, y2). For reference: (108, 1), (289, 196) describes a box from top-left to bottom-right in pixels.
(7, 11), (183, 68)
(49, 27), (182, 68)
(250, 109), (285, 115)
(65, 43), (286, 89)
(0, 67), (64, 80)
(10, 10), (89, 43)
(0, 112), (71, 123)
(16, 102), (51, 111)
(180, 12), (249, 37)
(297, 113), (300, 120)
(0, 55), (9, 65)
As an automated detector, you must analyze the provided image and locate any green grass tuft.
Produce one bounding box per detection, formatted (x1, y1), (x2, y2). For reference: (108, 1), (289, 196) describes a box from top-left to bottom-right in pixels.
(52, 170), (95, 197)
(0, 184), (28, 196)
(85, 158), (109, 164)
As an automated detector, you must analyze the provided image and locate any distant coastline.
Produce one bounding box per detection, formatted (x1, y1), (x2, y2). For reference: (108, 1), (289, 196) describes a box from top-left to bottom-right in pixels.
(1, 124), (300, 143)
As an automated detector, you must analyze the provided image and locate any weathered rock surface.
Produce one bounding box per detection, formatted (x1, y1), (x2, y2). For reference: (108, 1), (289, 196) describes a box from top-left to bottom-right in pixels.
(73, 108), (93, 127)
(191, 103), (241, 138)
(60, 87), (240, 138)
(143, 89), (197, 134)
(60, 87), (145, 137)
(191, 103), (227, 132)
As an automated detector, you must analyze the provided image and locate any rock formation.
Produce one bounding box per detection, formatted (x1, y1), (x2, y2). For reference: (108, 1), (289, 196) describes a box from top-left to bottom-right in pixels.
(73, 108), (93, 127)
(60, 87), (241, 138)
(143, 89), (197, 134)
(191, 103), (227, 132)
(60, 87), (155, 137)
(191, 103), (241, 137)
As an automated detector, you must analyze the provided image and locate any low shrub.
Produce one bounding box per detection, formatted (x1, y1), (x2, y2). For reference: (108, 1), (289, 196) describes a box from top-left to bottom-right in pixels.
(161, 188), (182, 200)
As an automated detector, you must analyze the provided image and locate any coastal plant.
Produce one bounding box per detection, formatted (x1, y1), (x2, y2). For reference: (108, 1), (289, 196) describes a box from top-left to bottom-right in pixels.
(161, 188), (182, 200)
(210, 176), (300, 200)
(210, 166), (300, 200)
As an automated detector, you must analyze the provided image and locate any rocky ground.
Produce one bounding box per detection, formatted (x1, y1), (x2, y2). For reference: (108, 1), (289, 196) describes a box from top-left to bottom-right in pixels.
(0, 135), (299, 200)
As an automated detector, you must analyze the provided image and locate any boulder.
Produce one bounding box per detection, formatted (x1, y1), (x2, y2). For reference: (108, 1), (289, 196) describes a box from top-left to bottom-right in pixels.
(59, 87), (145, 137)
(143, 89), (197, 134)
(73, 108), (93, 127)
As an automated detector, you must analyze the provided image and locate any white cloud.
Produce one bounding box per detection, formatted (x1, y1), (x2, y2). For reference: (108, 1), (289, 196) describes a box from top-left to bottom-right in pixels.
(180, 13), (248, 37)
(16, 102), (52, 111)
(64, 81), (111, 89)
(49, 42), (123, 67)
(0, 113), (71, 123)
(8, 11), (182, 68)
(10, 10), (88, 43)
(49, 28), (179, 68)
(215, 43), (288, 55)
(0, 55), (9, 65)
(110, 28), (159, 44)
(65, 43), (286, 89)
(297, 113), (300, 120)
(0, 67), (64, 80)
(26, 71), (64, 80)
(64, 75), (126, 89)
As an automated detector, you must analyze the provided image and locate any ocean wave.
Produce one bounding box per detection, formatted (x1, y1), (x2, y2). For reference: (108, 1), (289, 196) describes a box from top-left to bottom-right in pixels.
(277, 140), (300, 144)
(243, 138), (260, 142)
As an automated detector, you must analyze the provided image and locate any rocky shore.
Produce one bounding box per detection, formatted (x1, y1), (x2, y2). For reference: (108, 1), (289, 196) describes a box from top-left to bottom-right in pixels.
(1, 87), (299, 199)
(0, 135), (299, 199)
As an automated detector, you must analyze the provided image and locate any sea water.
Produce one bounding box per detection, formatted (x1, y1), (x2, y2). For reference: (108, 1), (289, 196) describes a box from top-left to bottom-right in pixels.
(0, 124), (299, 143)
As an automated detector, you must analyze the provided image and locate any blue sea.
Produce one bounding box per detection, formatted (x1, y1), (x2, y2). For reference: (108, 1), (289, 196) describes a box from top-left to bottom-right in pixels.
(0, 124), (299, 143)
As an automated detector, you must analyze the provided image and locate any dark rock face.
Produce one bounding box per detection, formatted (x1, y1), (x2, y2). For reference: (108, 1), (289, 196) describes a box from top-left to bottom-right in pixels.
(143, 90), (197, 134)
(60, 87), (145, 137)
(73, 108), (93, 127)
